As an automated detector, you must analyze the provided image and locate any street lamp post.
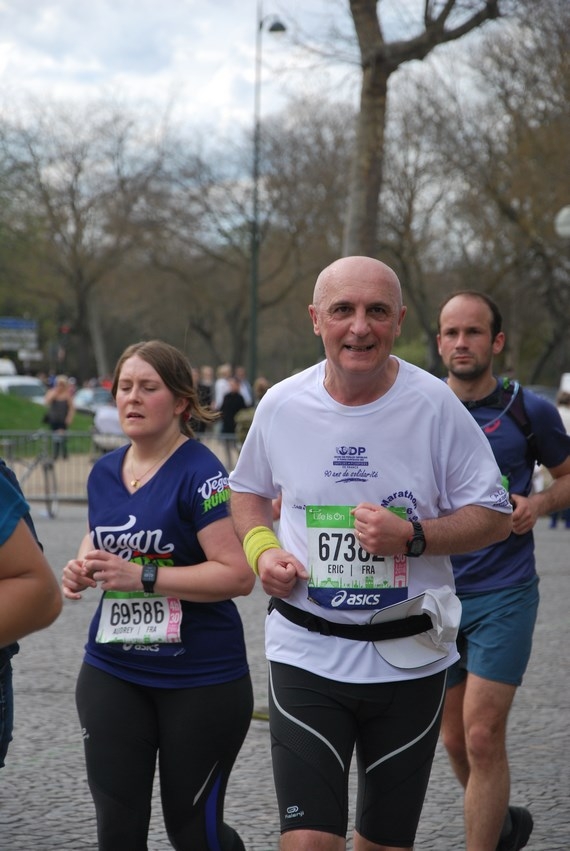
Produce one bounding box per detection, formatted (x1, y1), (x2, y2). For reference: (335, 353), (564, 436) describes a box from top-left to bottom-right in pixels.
(248, 2), (286, 386)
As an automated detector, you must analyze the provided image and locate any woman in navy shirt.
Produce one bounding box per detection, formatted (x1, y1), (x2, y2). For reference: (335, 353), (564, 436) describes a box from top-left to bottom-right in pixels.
(62, 340), (255, 851)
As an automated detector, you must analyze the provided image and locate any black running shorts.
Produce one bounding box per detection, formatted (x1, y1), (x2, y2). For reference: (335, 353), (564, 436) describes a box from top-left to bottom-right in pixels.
(268, 661), (447, 846)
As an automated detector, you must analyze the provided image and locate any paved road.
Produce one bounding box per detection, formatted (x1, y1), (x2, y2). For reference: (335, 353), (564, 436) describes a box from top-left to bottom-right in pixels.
(0, 505), (568, 850)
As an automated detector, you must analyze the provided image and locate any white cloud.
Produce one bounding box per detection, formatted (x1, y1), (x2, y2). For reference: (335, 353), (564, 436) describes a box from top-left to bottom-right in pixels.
(0, 0), (428, 133)
(0, 0), (352, 131)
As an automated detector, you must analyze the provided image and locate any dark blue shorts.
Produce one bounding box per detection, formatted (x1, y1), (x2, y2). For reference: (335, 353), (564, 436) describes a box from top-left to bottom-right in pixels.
(447, 576), (539, 688)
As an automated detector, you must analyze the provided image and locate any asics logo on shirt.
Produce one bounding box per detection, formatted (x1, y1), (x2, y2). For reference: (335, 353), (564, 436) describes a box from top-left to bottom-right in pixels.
(331, 590), (382, 608)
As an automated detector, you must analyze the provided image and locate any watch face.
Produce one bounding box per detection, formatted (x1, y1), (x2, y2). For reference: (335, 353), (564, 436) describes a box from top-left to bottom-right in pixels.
(407, 523), (426, 557)
(142, 563), (157, 588)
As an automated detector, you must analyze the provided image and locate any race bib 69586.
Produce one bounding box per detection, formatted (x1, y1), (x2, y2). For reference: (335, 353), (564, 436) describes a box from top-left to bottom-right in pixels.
(96, 591), (182, 643)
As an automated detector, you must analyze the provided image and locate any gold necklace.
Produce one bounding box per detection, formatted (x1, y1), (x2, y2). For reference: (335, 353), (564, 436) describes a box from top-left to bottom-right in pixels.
(129, 437), (180, 489)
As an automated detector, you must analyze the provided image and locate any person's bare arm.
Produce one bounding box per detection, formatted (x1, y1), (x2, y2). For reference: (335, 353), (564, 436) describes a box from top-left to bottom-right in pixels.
(0, 520), (63, 646)
(64, 520), (256, 602)
(353, 503), (512, 557)
(230, 491), (275, 541)
(230, 490), (309, 598)
(65, 397), (75, 426)
(62, 532), (97, 600)
(511, 456), (570, 535)
(421, 504), (512, 554)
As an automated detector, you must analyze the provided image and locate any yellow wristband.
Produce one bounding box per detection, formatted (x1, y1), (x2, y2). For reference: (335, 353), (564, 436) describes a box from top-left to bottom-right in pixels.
(243, 525), (281, 575)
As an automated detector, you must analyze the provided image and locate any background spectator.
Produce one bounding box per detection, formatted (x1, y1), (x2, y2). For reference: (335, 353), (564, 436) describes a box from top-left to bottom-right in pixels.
(43, 375), (75, 460)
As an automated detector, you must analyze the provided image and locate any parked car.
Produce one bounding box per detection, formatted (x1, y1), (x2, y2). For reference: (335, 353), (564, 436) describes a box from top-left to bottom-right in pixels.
(0, 358), (17, 376)
(72, 386), (114, 416)
(0, 375), (46, 404)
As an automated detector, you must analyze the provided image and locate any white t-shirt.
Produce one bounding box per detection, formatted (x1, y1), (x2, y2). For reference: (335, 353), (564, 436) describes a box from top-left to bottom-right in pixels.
(93, 405), (123, 436)
(214, 377), (231, 410)
(230, 358), (511, 683)
(557, 404), (570, 435)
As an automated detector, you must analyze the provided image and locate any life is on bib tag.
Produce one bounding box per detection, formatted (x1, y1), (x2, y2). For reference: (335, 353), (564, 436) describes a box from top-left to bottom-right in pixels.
(306, 505), (409, 610)
(96, 591), (182, 644)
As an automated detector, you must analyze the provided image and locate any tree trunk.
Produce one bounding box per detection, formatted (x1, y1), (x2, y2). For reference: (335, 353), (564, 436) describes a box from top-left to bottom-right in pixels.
(86, 288), (109, 379)
(344, 0), (506, 258)
(342, 65), (389, 257)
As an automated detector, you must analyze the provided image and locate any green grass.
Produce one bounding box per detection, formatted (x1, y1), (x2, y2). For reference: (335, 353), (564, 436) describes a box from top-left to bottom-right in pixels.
(0, 394), (94, 431)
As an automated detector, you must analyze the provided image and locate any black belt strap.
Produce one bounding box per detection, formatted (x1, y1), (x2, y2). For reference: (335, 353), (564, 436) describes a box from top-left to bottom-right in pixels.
(268, 597), (432, 642)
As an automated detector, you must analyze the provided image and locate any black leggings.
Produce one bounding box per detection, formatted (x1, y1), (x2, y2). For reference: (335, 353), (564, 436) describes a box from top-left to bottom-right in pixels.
(76, 663), (253, 851)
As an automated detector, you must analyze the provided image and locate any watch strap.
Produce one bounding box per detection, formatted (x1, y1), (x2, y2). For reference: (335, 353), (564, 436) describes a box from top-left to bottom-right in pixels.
(406, 521), (426, 557)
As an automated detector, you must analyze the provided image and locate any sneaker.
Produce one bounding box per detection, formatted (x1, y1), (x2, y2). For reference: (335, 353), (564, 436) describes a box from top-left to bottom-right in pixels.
(496, 806), (534, 850)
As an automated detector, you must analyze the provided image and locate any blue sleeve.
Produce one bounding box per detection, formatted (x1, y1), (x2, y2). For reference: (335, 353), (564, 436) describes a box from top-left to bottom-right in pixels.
(526, 392), (570, 468)
(188, 459), (232, 533)
(0, 471), (29, 546)
(0, 460), (41, 545)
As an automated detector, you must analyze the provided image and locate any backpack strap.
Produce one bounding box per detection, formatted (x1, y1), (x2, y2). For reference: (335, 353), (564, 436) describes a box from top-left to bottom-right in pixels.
(460, 379), (541, 466)
(499, 379), (541, 466)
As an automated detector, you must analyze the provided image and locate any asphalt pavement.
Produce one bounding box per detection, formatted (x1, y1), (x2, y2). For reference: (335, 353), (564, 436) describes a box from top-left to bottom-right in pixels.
(0, 505), (568, 850)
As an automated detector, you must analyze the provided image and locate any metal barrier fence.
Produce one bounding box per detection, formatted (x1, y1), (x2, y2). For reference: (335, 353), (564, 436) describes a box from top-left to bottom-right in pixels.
(0, 429), (240, 512)
(0, 430), (97, 510)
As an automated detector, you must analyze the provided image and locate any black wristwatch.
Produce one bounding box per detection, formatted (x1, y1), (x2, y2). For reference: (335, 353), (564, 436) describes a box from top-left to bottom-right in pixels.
(141, 563), (158, 594)
(405, 521), (426, 558)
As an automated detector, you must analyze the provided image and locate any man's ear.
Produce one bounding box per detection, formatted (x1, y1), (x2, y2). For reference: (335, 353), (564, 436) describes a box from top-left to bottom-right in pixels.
(395, 305), (407, 338)
(492, 331), (506, 355)
(308, 304), (321, 337)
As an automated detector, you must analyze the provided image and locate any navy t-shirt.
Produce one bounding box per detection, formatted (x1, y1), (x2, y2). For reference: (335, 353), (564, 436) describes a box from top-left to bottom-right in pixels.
(452, 382), (570, 593)
(83, 439), (249, 688)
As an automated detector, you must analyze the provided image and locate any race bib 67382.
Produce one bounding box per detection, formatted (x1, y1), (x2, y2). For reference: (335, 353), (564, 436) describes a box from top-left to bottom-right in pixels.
(305, 505), (408, 610)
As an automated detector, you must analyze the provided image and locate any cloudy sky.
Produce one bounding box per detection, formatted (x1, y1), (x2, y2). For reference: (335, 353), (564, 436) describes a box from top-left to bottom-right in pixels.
(0, 0), (367, 134)
(0, 0), (436, 137)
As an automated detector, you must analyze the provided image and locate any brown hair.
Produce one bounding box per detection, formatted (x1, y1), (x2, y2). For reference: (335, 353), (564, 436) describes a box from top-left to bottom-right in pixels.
(111, 340), (218, 438)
